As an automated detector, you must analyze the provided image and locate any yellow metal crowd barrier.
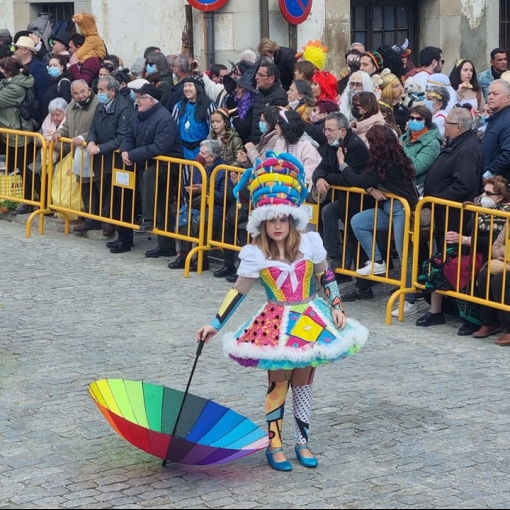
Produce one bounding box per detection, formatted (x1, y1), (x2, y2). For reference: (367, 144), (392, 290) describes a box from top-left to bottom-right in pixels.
(46, 137), (207, 276)
(0, 127), (49, 236)
(406, 198), (510, 318)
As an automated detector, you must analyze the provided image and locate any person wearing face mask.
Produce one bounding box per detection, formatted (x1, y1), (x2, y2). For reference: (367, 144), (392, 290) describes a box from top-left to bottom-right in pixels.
(40, 55), (72, 120)
(417, 176), (510, 333)
(423, 85), (450, 137)
(143, 51), (174, 105)
(349, 91), (386, 145)
(416, 107), (483, 330)
(78, 76), (133, 239)
(286, 79), (315, 122)
(312, 111), (369, 280)
(399, 105), (442, 196)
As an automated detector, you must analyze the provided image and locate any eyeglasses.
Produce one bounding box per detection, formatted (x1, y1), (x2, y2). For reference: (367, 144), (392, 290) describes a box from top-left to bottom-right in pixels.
(445, 121), (460, 125)
(484, 190), (502, 196)
(147, 62), (155, 66)
(256, 72), (269, 78)
(323, 127), (340, 133)
(352, 103), (361, 108)
(409, 116), (424, 121)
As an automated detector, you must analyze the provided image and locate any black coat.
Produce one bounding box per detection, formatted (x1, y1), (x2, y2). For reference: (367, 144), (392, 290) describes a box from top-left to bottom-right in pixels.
(120, 102), (183, 166)
(423, 129), (482, 234)
(250, 82), (287, 144)
(274, 46), (297, 91)
(87, 94), (133, 174)
(312, 128), (369, 185)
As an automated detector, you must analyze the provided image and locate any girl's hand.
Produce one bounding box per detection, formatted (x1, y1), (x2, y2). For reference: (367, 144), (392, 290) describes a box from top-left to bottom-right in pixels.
(237, 150), (248, 164)
(196, 325), (217, 343)
(332, 309), (347, 330)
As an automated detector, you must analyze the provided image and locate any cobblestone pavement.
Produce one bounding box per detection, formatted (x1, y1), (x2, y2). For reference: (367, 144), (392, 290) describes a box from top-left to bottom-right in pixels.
(1, 215), (510, 509)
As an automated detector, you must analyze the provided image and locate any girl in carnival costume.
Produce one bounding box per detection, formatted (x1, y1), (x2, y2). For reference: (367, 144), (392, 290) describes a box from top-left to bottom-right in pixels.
(196, 152), (369, 471)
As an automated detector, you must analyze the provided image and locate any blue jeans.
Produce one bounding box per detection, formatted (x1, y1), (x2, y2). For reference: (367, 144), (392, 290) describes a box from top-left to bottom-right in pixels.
(350, 200), (414, 303)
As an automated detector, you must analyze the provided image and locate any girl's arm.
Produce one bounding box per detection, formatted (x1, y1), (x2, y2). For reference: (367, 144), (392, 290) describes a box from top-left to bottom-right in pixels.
(315, 260), (347, 330)
(196, 277), (257, 342)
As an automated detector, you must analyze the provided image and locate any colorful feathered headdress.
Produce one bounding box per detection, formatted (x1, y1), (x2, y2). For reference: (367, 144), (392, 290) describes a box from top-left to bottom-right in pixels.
(233, 151), (309, 237)
(295, 40), (328, 71)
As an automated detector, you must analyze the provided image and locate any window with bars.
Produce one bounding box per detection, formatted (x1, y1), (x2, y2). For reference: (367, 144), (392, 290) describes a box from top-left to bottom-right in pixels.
(31, 3), (75, 22)
(500, 0), (510, 50)
(351, 0), (416, 51)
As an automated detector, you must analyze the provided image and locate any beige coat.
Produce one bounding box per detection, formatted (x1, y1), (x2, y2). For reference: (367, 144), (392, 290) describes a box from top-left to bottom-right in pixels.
(57, 94), (99, 140)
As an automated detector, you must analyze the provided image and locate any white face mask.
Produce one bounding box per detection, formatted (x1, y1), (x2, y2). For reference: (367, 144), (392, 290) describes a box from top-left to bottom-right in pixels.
(480, 196), (497, 208)
(288, 99), (300, 109)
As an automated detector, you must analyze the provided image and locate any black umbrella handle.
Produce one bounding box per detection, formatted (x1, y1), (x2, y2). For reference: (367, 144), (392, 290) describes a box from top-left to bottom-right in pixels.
(171, 339), (206, 437)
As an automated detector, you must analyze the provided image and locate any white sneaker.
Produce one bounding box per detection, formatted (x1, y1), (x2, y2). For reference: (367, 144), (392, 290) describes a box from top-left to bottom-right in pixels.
(356, 261), (387, 276)
(391, 301), (418, 318)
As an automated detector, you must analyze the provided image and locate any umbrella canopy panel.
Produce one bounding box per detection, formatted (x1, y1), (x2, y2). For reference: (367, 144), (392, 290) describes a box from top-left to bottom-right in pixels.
(89, 378), (268, 465)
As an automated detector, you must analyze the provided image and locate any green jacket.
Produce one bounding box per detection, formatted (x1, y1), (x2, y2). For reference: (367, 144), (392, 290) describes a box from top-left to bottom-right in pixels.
(0, 73), (35, 145)
(400, 124), (443, 186)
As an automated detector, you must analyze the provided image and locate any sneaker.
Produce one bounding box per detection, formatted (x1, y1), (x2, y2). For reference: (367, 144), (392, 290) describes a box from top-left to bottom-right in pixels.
(391, 301), (418, 318)
(356, 261), (387, 276)
(342, 287), (374, 302)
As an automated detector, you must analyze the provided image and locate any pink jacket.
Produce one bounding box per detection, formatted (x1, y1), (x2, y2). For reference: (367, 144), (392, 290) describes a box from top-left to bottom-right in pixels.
(274, 135), (322, 185)
(351, 111), (386, 145)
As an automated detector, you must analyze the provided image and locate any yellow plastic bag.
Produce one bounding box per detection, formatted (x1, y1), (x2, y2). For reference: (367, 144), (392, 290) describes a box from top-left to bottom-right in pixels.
(51, 152), (83, 220)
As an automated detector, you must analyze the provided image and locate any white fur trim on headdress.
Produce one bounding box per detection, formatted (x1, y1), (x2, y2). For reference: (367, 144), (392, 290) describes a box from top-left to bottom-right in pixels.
(246, 204), (311, 237)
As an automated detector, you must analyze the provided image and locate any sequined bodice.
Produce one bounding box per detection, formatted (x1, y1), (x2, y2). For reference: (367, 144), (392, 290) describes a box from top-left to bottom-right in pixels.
(259, 259), (316, 303)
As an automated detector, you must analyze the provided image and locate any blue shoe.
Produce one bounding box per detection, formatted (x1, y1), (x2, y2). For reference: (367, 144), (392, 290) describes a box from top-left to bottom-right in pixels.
(295, 445), (318, 468)
(266, 447), (292, 471)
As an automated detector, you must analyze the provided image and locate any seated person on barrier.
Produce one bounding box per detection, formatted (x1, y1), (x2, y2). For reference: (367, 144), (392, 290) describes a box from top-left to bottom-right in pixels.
(312, 111), (369, 276)
(416, 176), (510, 331)
(338, 124), (419, 317)
(119, 83), (183, 257)
(236, 105), (280, 167)
(168, 139), (232, 272)
(475, 222), (510, 345)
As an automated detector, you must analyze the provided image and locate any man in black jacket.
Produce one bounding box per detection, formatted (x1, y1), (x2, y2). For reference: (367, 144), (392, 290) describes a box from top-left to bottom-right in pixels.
(120, 83), (183, 257)
(312, 112), (369, 275)
(77, 76), (132, 239)
(416, 107), (482, 328)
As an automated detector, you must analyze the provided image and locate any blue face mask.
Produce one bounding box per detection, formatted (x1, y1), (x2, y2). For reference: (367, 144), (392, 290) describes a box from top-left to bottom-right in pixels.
(408, 120), (426, 132)
(481, 116), (489, 125)
(130, 90), (135, 101)
(97, 92), (109, 104)
(259, 120), (268, 134)
(47, 66), (61, 78)
(328, 139), (340, 147)
(146, 64), (157, 75)
(423, 99), (434, 111)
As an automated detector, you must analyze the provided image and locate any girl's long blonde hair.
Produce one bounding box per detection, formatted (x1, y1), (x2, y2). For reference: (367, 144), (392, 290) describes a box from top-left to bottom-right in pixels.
(254, 216), (301, 262)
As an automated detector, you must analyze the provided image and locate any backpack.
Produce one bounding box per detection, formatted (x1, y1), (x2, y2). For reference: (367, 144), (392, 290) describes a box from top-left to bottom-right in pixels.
(18, 86), (39, 122)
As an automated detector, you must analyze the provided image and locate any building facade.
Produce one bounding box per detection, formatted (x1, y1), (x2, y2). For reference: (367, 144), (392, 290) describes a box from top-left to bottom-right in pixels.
(0, 0), (504, 77)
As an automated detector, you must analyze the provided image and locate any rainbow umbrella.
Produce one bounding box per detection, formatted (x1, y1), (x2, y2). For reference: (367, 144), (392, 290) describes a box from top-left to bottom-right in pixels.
(89, 346), (268, 465)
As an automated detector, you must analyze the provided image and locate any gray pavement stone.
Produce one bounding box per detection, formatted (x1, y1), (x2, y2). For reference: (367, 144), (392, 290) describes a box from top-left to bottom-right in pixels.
(2, 216), (510, 508)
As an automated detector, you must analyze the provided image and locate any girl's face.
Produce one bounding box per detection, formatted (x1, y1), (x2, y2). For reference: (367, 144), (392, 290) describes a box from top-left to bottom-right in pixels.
(287, 83), (301, 102)
(311, 81), (321, 99)
(183, 82), (197, 100)
(481, 103), (492, 117)
(275, 123), (282, 136)
(210, 113), (226, 134)
(360, 56), (376, 75)
(460, 62), (474, 83)
(294, 68), (303, 80)
(51, 109), (65, 126)
(265, 216), (290, 242)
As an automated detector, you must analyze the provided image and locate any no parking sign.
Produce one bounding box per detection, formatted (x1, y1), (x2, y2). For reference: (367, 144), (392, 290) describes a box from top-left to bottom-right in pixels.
(279, 0), (313, 25)
(187, 0), (228, 12)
